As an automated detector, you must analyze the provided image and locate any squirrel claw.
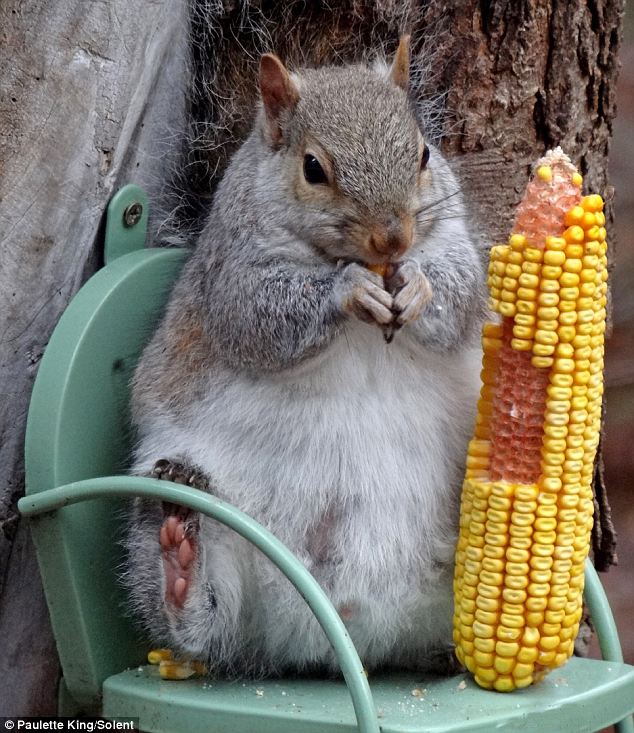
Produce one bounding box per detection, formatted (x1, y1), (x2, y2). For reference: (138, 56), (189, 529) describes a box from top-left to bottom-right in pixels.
(382, 319), (403, 344)
(152, 458), (211, 492)
(339, 263), (394, 327)
(389, 261), (433, 327)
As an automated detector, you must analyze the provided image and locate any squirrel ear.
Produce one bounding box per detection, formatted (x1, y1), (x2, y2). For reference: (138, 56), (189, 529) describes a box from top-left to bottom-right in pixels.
(389, 35), (411, 91)
(259, 54), (299, 145)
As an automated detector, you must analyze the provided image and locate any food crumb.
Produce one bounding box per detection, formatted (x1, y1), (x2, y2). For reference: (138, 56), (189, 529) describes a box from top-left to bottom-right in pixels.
(256, 688), (264, 697)
(457, 680), (467, 690)
(411, 688), (427, 698)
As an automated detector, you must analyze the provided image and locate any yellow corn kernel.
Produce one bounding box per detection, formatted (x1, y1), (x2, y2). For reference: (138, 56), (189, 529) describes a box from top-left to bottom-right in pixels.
(537, 306), (560, 321)
(494, 656), (516, 675)
(483, 322), (503, 337)
(564, 226), (584, 244)
(544, 251), (566, 267)
(547, 236), (567, 250)
(367, 263), (388, 277)
(538, 292), (560, 308)
(581, 212), (596, 229)
(522, 261), (541, 275)
(148, 648), (173, 664)
(563, 259), (583, 274)
(559, 301), (577, 315)
(159, 659), (208, 680)
(564, 206), (584, 226)
(519, 273), (540, 289)
(525, 248), (544, 263)
(513, 325), (534, 340)
(582, 194), (603, 213)
(559, 284), (580, 301)
(537, 165), (553, 182)
(532, 356), (553, 369)
(509, 234), (527, 250)
(474, 635), (496, 652)
(540, 278), (561, 293)
(566, 244), (585, 259)
(560, 273), (580, 288)
(475, 673), (495, 688)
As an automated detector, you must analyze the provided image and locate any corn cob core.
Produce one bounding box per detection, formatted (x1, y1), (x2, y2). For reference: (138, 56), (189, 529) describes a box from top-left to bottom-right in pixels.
(514, 148), (581, 248)
(453, 148), (608, 692)
(488, 320), (550, 484)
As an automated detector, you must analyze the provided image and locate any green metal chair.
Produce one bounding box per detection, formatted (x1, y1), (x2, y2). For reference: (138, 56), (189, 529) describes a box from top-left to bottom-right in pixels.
(19, 186), (634, 733)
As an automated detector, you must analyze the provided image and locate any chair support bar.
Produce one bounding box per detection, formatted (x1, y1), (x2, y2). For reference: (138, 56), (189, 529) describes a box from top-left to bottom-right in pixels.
(583, 561), (625, 663)
(19, 476), (380, 733)
(582, 565), (634, 733)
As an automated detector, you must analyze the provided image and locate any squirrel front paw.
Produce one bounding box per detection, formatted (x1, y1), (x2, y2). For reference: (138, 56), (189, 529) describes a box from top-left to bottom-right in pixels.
(336, 262), (393, 327)
(387, 260), (433, 327)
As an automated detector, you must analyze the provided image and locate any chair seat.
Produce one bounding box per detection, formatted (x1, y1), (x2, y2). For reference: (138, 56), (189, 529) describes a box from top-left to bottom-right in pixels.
(103, 657), (634, 733)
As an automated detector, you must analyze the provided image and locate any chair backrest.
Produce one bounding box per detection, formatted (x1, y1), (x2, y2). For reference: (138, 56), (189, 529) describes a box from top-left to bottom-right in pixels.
(25, 246), (188, 711)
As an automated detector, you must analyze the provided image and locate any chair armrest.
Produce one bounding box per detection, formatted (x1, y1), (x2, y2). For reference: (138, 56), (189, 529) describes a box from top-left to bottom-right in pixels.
(19, 476), (380, 733)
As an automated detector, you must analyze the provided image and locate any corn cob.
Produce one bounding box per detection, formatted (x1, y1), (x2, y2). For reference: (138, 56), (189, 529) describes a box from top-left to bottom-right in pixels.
(453, 148), (608, 692)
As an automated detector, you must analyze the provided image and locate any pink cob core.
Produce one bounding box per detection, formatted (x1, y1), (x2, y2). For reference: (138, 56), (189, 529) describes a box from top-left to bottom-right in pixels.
(513, 147), (581, 248)
(488, 321), (550, 483)
(488, 148), (582, 484)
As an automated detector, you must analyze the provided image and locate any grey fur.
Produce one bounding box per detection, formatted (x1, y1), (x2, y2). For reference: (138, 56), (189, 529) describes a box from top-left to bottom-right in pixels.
(124, 54), (485, 677)
(160, 1), (452, 240)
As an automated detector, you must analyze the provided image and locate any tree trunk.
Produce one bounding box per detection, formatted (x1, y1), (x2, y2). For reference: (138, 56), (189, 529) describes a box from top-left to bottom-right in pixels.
(0, 0), (624, 715)
(0, 0), (188, 715)
(440, 0), (622, 242)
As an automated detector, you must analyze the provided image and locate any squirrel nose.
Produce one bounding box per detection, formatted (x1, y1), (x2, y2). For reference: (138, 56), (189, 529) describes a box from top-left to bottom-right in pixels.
(370, 217), (413, 258)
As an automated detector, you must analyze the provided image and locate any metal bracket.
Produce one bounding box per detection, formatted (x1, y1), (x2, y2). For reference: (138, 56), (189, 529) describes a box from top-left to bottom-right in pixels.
(104, 185), (149, 264)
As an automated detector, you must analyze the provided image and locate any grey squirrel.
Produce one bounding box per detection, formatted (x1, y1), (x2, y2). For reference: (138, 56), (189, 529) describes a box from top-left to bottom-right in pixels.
(124, 36), (486, 676)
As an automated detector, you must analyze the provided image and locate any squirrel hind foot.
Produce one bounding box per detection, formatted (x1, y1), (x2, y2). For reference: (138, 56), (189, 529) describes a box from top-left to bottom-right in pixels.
(159, 513), (199, 609)
(149, 457), (211, 609)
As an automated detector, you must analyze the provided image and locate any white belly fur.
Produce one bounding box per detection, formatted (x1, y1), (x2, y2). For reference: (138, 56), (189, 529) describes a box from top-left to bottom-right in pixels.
(133, 321), (482, 670)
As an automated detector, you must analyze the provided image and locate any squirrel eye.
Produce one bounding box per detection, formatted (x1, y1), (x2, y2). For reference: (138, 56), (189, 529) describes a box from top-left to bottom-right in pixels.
(420, 145), (430, 171)
(303, 154), (328, 184)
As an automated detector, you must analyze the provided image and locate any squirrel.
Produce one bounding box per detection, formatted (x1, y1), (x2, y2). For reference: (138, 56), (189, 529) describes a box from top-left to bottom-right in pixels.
(123, 36), (486, 677)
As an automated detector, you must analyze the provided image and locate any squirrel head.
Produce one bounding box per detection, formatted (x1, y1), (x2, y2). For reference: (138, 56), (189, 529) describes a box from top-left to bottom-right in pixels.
(255, 37), (432, 265)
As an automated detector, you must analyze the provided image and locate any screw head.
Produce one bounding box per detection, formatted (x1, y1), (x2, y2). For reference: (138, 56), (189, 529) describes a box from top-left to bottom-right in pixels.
(123, 202), (143, 227)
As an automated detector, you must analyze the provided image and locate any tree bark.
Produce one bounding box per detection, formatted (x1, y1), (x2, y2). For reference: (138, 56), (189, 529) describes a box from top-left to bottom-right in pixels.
(0, 0), (624, 715)
(439, 0), (622, 243)
(0, 0), (188, 715)
(180, 0), (623, 242)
